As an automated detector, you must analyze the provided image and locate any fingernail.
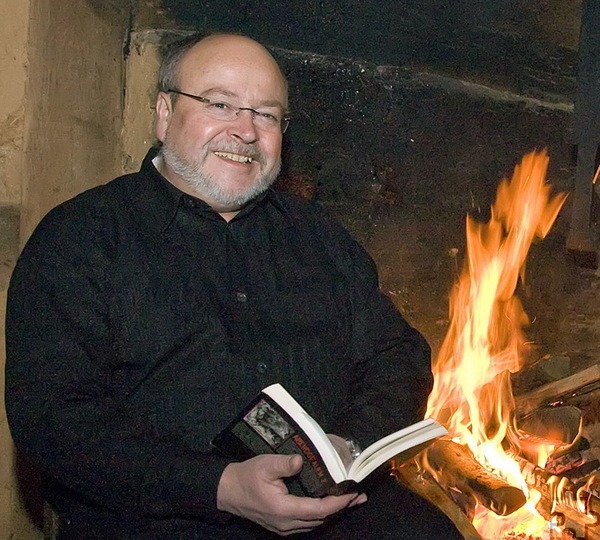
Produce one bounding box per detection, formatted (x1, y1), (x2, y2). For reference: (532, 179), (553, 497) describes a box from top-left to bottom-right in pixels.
(354, 493), (368, 505)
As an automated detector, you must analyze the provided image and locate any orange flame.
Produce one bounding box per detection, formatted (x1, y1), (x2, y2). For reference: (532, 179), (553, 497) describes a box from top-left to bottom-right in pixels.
(425, 150), (568, 537)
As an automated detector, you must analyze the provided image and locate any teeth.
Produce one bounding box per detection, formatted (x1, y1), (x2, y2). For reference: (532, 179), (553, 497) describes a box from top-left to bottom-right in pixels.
(214, 151), (253, 164)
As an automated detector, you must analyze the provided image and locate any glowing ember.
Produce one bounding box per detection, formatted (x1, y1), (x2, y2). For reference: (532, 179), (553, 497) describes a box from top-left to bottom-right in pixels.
(425, 150), (568, 538)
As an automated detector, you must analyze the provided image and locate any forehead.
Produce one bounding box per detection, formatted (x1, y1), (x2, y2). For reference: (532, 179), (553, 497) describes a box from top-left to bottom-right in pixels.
(177, 37), (288, 107)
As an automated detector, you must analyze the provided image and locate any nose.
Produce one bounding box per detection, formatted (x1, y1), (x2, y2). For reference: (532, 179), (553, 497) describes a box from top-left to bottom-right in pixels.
(226, 109), (259, 144)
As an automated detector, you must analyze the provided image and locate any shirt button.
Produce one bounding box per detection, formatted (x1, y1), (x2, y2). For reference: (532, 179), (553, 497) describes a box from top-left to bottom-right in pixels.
(257, 361), (268, 373)
(235, 291), (248, 303)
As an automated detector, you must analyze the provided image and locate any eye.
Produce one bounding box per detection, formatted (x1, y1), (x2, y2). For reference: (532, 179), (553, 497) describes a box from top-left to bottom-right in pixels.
(257, 111), (279, 123)
(208, 101), (234, 112)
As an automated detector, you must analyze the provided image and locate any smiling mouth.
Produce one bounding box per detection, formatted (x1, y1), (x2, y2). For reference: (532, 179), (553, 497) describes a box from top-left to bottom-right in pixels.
(213, 151), (253, 164)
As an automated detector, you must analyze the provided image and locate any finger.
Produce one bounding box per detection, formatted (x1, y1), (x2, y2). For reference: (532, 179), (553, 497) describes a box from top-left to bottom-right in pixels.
(261, 515), (326, 535)
(286, 491), (359, 521)
(327, 434), (353, 469)
(273, 518), (327, 535)
(317, 491), (362, 511)
(347, 492), (368, 508)
(279, 493), (367, 533)
(269, 454), (304, 480)
(280, 526), (323, 536)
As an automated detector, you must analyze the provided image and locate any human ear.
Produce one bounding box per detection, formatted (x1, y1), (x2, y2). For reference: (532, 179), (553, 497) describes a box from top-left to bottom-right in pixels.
(155, 92), (172, 142)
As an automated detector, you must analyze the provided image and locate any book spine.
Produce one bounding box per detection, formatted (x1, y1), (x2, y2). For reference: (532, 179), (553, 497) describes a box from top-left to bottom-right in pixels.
(288, 433), (332, 497)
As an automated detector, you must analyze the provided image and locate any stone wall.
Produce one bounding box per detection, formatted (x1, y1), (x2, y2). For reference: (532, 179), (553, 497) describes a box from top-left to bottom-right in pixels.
(160, 0), (581, 103)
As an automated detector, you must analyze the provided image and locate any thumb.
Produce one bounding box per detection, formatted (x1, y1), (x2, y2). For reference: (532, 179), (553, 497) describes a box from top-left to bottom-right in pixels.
(273, 454), (304, 478)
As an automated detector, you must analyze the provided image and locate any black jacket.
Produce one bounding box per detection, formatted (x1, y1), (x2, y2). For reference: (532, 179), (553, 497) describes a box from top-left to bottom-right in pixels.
(5, 149), (432, 538)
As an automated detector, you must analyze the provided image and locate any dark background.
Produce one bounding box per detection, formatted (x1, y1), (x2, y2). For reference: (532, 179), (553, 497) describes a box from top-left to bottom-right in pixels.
(161, 0), (578, 97)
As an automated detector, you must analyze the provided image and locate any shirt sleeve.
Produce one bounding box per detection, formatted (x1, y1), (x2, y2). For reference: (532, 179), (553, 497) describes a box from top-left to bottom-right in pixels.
(4, 205), (231, 521)
(321, 214), (433, 447)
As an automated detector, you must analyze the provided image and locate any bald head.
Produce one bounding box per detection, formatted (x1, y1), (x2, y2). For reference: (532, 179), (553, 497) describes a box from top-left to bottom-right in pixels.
(158, 33), (288, 109)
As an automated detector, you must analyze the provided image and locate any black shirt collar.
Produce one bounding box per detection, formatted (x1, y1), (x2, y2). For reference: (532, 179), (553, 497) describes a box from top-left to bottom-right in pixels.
(137, 147), (292, 232)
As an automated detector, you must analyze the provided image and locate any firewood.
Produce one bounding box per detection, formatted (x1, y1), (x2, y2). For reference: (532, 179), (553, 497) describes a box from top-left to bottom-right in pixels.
(518, 406), (582, 445)
(516, 405), (583, 463)
(515, 364), (600, 416)
(425, 440), (527, 516)
(516, 456), (600, 519)
(392, 461), (485, 540)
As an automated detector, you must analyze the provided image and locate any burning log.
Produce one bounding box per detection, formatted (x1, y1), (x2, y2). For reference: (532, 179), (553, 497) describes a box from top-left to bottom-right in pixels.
(392, 461), (485, 540)
(516, 405), (583, 464)
(518, 406), (582, 446)
(426, 440), (527, 516)
(516, 455), (600, 519)
(410, 152), (597, 537)
(546, 446), (600, 479)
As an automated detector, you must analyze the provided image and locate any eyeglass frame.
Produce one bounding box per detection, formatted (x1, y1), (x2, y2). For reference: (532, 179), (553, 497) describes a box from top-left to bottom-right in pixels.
(165, 88), (290, 134)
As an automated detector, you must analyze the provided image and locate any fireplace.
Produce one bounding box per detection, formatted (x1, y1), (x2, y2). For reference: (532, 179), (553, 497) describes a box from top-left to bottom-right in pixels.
(390, 151), (600, 539)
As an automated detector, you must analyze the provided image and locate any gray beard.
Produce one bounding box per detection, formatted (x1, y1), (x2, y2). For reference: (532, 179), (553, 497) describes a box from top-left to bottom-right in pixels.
(160, 141), (280, 209)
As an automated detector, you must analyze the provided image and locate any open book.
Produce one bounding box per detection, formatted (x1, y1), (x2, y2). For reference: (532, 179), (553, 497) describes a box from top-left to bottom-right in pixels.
(211, 383), (448, 497)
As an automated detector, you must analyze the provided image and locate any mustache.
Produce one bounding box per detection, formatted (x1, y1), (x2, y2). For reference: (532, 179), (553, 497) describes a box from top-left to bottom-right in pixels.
(205, 142), (263, 164)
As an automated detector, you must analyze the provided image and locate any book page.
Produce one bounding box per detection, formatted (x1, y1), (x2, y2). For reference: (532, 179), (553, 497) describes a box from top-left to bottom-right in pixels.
(356, 418), (437, 460)
(347, 420), (448, 483)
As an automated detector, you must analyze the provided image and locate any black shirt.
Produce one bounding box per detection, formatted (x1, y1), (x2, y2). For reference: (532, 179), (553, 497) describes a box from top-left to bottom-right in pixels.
(5, 149), (432, 537)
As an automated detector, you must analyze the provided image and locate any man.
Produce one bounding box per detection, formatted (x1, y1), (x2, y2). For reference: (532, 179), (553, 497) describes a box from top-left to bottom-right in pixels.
(5, 34), (462, 538)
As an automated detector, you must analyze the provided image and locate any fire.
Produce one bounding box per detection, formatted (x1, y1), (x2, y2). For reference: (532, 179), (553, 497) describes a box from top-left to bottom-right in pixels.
(425, 150), (568, 538)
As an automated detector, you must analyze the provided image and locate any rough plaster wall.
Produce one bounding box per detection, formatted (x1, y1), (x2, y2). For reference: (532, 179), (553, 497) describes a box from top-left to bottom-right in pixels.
(0, 0), (28, 205)
(0, 0), (36, 537)
(120, 0), (177, 171)
(0, 0), (27, 295)
(19, 0), (127, 242)
(122, 30), (163, 172)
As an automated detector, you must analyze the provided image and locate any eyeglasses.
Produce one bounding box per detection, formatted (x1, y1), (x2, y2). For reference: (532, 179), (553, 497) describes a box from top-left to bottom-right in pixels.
(167, 89), (290, 134)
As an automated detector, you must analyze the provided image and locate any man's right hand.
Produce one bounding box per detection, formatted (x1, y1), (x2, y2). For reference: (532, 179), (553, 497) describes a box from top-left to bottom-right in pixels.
(216, 454), (367, 536)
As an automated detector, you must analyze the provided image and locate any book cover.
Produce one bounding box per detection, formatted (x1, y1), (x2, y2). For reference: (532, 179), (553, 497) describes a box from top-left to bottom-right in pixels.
(211, 389), (336, 497)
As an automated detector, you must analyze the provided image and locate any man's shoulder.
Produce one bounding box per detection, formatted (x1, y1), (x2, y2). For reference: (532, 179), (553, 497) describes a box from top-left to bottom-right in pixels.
(65, 170), (147, 208)
(28, 170), (150, 245)
(47, 169), (153, 218)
